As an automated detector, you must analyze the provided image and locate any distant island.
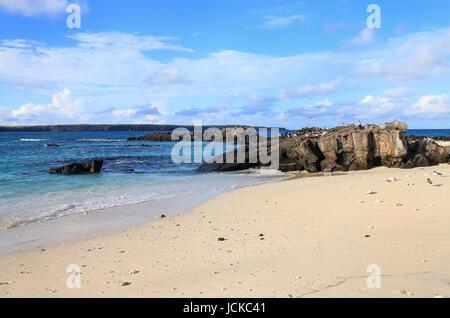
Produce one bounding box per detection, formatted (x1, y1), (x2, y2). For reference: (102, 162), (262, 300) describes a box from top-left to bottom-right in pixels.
(0, 124), (276, 132)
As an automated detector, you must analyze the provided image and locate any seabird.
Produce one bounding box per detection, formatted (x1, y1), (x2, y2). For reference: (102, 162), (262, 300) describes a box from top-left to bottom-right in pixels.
(433, 171), (442, 176)
(426, 178), (433, 185)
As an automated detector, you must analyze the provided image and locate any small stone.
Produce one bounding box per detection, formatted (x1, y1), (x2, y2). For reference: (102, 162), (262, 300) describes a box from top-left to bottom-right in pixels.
(161, 214), (167, 219)
(386, 177), (398, 183)
(394, 203), (403, 207)
(217, 237), (226, 242)
(400, 290), (415, 296)
(364, 235), (371, 238)
(374, 200), (384, 204)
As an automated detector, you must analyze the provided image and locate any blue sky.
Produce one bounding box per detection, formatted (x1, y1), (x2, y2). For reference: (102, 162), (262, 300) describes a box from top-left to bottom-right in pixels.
(0, 0), (449, 128)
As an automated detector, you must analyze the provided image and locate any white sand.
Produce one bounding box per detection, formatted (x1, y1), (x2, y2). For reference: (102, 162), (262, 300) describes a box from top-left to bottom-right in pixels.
(0, 164), (449, 298)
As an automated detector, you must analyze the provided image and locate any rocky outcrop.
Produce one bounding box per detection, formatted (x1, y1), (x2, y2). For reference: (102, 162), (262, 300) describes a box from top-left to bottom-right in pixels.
(129, 128), (263, 144)
(128, 132), (179, 142)
(403, 136), (450, 167)
(197, 121), (450, 173)
(196, 144), (268, 173)
(49, 160), (103, 175)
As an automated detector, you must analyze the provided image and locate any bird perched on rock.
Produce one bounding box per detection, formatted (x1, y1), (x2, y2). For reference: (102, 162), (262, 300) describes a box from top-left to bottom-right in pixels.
(426, 178), (433, 185)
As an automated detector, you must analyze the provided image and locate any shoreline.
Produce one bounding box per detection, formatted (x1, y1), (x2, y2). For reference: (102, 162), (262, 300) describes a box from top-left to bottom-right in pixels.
(1, 164), (449, 297)
(0, 171), (289, 256)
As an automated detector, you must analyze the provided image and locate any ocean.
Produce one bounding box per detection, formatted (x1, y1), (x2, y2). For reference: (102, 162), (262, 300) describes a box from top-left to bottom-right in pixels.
(0, 131), (287, 230)
(0, 129), (448, 231)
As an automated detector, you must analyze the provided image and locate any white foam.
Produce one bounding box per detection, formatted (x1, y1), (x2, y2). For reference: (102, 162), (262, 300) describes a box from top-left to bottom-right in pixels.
(20, 139), (47, 142)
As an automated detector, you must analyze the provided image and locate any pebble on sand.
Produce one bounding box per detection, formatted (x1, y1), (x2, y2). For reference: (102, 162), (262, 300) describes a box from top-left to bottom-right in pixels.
(400, 290), (415, 296)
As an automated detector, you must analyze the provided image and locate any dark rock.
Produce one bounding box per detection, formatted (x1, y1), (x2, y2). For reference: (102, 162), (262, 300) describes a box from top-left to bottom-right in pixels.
(217, 237), (227, 242)
(161, 214), (167, 219)
(197, 121), (449, 174)
(196, 144), (266, 172)
(129, 127), (263, 145)
(385, 120), (408, 132)
(49, 160), (103, 175)
(128, 132), (182, 142)
(320, 159), (347, 172)
(45, 144), (59, 147)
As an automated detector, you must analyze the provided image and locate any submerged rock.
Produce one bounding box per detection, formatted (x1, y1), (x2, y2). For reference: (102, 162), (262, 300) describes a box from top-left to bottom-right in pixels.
(49, 160), (103, 175)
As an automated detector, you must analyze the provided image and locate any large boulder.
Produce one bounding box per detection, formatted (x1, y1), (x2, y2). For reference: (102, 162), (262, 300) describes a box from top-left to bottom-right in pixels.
(49, 160), (103, 175)
(372, 127), (408, 167)
(405, 136), (450, 166)
(385, 120), (408, 132)
(320, 159), (347, 173)
(279, 139), (323, 173)
(196, 145), (264, 173)
(317, 128), (376, 170)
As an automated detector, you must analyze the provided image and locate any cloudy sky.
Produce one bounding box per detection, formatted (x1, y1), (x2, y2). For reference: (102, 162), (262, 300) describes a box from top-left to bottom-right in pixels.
(0, 0), (449, 128)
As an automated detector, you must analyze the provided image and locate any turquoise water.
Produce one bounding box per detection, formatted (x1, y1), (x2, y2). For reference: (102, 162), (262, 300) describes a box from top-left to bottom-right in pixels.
(0, 131), (286, 229)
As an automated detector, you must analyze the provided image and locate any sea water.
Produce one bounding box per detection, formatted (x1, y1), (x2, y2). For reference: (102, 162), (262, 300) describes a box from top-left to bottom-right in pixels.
(0, 131), (287, 230)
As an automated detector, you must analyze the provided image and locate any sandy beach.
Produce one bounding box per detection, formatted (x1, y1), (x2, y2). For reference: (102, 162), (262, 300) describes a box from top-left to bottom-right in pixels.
(0, 164), (449, 298)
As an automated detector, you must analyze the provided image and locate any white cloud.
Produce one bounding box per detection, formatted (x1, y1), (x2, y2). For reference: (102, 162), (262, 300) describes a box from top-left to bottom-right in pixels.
(303, 99), (333, 116)
(346, 28), (376, 46)
(280, 79), (343, 99)
(0, 0), (67, 17)
(259, 14), (307, 29)
(10, 88), (84, 123)
(406, 94), (450, 118)
(355, 28), (450, 79)
(343, 95), (396, 119)
(382, 87), (411, 98)
(148, 67), (191, 85)
(113, 109), (136, 117)
(1, 28), (450, 126)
